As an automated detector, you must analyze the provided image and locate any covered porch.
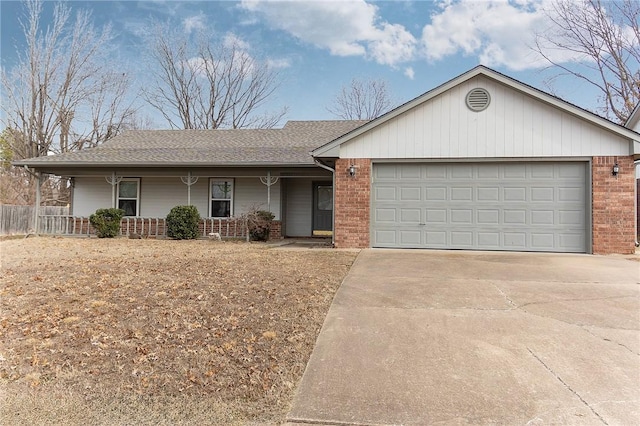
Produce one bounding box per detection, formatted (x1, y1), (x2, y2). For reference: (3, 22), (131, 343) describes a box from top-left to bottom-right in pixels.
(33, 166), (334, 239)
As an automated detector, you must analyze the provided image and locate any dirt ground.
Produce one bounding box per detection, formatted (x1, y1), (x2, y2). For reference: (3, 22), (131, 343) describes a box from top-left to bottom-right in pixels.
(0, 237), (358, 425)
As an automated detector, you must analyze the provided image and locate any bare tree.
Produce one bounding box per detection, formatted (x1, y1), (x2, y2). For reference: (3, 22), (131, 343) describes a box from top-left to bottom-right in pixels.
(0, 0), (138, 205)
(534, 0), (640, 123)
(144, 22), (287, 129)
(327, 78), (394, 120)
(1, 0), (138, 158)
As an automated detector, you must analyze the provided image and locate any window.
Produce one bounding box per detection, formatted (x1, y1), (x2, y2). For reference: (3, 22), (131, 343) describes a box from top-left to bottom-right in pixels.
(210, 179), (233, 217)
(117, 178), (140, 216)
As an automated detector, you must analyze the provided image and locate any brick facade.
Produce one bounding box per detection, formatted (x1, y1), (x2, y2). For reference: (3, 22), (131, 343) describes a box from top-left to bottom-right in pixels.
(331, 156), (637, 254)
(334, 158), (371, 248)
(591, 156), (636, 254)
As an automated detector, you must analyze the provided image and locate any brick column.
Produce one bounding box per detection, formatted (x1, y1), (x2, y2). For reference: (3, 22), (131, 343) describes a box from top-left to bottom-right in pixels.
(592, 156), (636, 254)
(334, 158), (371, 248)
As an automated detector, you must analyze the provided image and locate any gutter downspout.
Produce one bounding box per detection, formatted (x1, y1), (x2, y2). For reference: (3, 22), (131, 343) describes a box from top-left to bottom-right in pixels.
(635, 161), (640, 247)
(314, 158), (336, 247)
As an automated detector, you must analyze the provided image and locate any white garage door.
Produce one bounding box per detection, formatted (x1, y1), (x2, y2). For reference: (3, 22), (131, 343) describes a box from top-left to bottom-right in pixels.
(372, 162), (588, 252)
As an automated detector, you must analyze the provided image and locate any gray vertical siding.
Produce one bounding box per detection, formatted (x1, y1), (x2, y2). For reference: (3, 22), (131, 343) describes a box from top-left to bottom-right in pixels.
(340, 75), (630, 159)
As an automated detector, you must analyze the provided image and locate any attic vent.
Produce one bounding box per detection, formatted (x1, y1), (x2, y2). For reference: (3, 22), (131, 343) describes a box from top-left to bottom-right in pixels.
(466, 88), (491, 112)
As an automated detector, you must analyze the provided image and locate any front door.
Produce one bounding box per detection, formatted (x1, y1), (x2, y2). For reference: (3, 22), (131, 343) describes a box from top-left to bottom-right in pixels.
(312, 182), (333, 236)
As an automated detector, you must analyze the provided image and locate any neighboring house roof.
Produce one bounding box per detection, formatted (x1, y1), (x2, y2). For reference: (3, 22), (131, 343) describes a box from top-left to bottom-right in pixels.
(313, 65), (640, 158)
(14, 120), (367, 168)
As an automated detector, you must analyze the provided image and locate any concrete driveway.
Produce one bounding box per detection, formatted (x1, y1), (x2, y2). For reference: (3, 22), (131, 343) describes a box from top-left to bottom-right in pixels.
(287, 249), (640, 425)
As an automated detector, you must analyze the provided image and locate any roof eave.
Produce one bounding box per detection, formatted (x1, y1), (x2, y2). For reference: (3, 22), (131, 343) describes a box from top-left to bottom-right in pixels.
(13, 160), (319, 169)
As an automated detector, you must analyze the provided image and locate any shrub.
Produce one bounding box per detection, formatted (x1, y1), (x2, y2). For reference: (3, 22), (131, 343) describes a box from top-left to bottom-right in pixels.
(247, 210), (275, 241)
(89, 208), (125, 238)
(166, 205), (201, 240)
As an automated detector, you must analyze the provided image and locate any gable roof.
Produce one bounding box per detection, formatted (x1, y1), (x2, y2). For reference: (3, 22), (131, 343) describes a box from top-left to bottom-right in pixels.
(313, 65), (640, 158)
(625, 103), (640, 131)
(14, 120), (367, 169)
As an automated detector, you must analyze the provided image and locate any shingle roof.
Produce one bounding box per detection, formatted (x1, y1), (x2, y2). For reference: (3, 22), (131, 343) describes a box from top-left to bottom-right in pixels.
(15, 120), (367, 168)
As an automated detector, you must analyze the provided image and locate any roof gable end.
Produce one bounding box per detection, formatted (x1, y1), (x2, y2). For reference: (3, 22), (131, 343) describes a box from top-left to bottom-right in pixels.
(313, 65), (639, 158)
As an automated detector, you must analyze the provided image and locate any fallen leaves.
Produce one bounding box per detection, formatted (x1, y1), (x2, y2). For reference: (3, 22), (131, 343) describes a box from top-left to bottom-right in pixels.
(0, 237), (357, 421)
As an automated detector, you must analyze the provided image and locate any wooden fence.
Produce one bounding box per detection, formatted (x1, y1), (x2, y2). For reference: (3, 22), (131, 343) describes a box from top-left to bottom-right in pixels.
(0, 205), (69, 235)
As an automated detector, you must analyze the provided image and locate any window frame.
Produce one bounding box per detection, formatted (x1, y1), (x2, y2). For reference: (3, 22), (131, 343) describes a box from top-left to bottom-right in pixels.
(209, 178), (234, 218)
(117, 178), (140, 217)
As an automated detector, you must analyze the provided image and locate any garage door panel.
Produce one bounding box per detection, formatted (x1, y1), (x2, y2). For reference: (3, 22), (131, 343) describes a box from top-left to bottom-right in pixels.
(375, 208), (396, 222)
(400, 187), (421, 201)
(400, 165), (422, 179)
(425, 231), (447, 245)
(478, 187), (500, 201)
(426, 165), (447, 179)
(504, 232), (527, 248)
(375, 165), (398, 179)
(478, 232), (501, 247)
(375, 186), (397, 201)
(372, 162), (587, 252)
(477, 210), (500, 224)
(504, 210), (526, 225)
(400, 230), (422, 245)
(451, 187), (473, 200)
(530, 164), (555, 178)
(531, 210), (554, 225)
(504, 187), (526, 201)
(531, 233), (555, 249)
(558, 187), (584, 202)
(451, 209), (473, 223)
(531, 187), (554, 201)
(374, 230), (397, 245)
(504, 165), (527, 178)
(400, 209), (421, 223)
(451, 231), (473, 246)
(559, 210), (584, 225)
(426, 187), (447, 200)
(426, 209), (446, 223)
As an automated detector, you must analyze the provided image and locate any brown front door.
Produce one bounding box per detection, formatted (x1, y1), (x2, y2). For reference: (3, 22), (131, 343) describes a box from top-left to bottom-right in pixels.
(312, 182), (332, 236)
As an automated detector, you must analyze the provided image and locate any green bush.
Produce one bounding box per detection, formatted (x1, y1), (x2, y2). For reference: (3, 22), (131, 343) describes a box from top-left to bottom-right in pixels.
(166, 205), (201, 240)
(89, 208), (125, 238)
(247, 210), (275, 241)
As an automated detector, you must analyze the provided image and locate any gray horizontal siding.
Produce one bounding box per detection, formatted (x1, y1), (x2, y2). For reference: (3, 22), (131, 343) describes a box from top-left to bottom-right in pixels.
(72, 176), (282, 219)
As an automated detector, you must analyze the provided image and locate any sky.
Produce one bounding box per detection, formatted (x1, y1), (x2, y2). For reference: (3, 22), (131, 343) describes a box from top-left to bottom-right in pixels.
(0, 0), (619, 128)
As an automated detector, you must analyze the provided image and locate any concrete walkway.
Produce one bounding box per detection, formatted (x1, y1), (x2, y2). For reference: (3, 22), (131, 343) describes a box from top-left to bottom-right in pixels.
(287, 249), (640, 425)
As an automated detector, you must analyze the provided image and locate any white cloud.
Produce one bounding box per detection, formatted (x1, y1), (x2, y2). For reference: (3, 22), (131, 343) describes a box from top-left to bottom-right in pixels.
(223, 33), (251, 50)
(266, 58), (292, 69)
(182, 12), (206, 34)
(421, 0), (575, 71)
(404, 67), (415, 80)
(240, 0), (416, 66)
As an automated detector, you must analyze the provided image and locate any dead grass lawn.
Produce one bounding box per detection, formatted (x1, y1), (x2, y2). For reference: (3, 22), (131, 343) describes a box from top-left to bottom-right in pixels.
(0, 237), (358, 425)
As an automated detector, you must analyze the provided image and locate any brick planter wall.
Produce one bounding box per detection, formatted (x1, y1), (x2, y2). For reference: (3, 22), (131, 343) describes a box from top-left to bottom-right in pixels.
(592, 156), (636, 254)
(69, 217), (282, 240)
(334, 158), (371, 248)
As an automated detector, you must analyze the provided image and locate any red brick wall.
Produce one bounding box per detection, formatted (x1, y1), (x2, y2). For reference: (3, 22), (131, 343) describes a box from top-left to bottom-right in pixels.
(334, 158), (371, 248)
(592, 156), (636, 254)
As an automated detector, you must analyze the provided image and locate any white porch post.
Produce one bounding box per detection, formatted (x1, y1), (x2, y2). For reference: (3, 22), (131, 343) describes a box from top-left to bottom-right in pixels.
(33, 172), (42, 234)
(181, 172), (199, 206)
(105, 172), (123, 209)
(260, 171), (279, 213)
